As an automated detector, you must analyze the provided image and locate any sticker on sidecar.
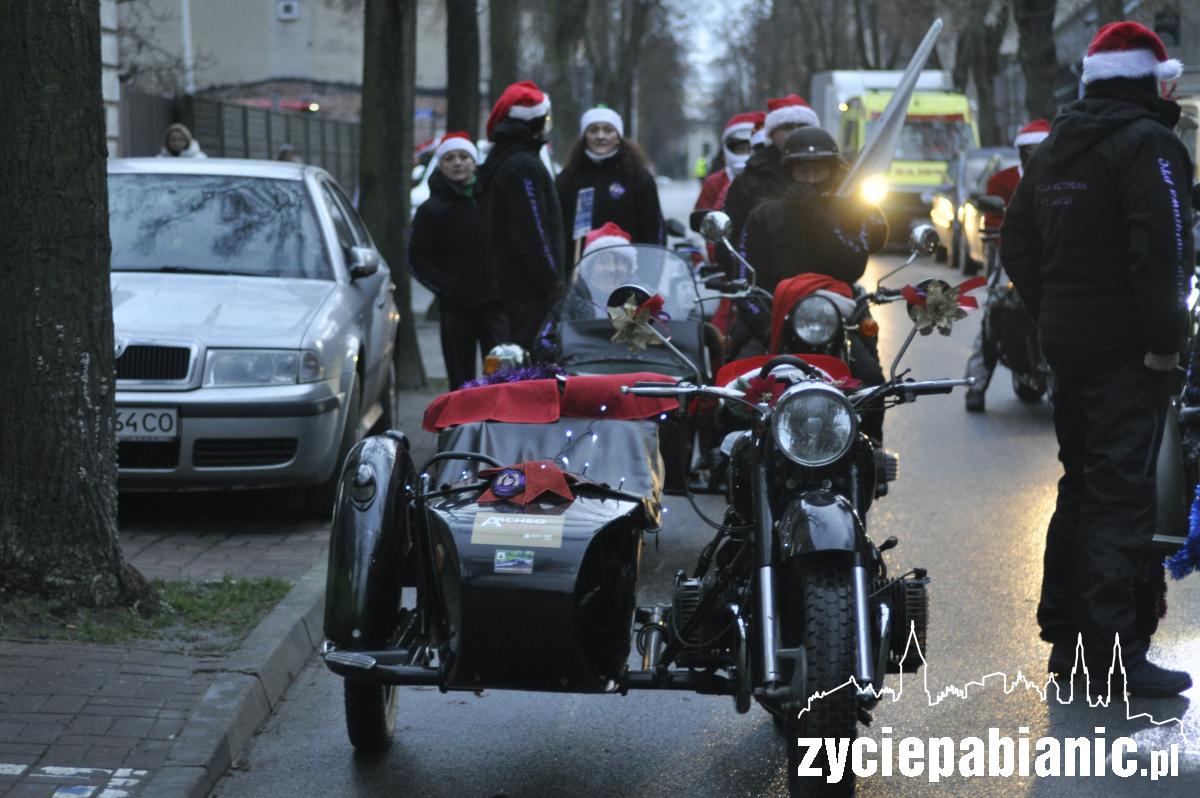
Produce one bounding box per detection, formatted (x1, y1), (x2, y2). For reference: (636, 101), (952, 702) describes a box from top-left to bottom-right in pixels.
(471, 513), (564, 548)
(494, 549), (535, 574)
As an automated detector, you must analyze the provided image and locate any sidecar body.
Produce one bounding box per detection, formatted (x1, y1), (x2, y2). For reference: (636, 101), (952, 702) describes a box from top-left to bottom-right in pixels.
(323, 377), (670, 693)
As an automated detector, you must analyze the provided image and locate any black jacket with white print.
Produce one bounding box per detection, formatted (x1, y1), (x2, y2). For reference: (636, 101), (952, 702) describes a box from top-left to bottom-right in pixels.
(1002, 79), (1195, 373)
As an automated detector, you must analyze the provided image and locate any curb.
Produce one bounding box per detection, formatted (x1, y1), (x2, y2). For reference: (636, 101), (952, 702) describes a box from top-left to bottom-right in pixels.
(142, 561), (327, 798)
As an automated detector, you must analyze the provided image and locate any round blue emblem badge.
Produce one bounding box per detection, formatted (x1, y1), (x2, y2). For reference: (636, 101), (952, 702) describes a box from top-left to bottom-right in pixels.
(491, 468), (526, 498)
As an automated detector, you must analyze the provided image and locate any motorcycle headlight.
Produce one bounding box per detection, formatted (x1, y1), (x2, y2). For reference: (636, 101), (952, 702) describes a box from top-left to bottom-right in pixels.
(203, 349), (323, 387)
(771, 382), (857, 467)
(791, 296), (841, 346)
(861, 175), (888, 205)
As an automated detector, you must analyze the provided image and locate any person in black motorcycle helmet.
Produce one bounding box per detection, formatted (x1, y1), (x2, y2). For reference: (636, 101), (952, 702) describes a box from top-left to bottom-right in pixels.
(742, 126), (888, 292)
(740, 126), (889, 438)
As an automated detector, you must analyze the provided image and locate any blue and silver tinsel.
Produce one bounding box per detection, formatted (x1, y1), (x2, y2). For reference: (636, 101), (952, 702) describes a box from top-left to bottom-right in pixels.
(1165, 483), (1200, 580)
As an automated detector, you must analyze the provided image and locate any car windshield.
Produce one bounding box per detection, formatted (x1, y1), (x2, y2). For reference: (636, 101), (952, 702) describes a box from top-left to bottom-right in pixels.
(561, 245), (700, 323)
(870, 119), (974, 162)
(108, 174), (332, 279)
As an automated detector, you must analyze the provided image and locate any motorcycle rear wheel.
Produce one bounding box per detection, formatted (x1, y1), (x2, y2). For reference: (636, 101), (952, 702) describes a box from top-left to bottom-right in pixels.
(784, 558), (858, 797)
(343, 679), (399, 752)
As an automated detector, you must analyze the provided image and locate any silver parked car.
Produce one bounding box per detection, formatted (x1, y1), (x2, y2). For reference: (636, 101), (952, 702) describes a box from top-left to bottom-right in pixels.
(107, 158), (399, 515)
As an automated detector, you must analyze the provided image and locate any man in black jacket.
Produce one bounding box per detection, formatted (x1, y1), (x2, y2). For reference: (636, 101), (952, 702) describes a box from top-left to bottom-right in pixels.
(721, 94), (820, 274)
(741, 128), (888, 294)
(1002, 21), (1193, 696)
(478, 81), (566, 350)
(741, 126), (889, 438)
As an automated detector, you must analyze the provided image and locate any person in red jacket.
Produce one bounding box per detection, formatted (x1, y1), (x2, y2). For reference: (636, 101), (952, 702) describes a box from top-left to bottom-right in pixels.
(963, 119), (1050, 411)
(695, 112), (763, 212)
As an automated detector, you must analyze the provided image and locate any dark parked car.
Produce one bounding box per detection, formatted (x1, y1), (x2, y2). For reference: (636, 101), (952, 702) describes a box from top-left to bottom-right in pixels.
(928, 147), (1016, 271)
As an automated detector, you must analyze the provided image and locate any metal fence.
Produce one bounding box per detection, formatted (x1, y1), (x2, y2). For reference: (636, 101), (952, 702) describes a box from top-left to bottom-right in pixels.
(184, 97), (360, 190)
(118, 90), (361, 192)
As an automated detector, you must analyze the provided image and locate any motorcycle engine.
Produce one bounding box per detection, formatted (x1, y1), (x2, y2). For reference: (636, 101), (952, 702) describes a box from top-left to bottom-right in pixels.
(874, 570), (929, 673)
(672, 570), (736, 668)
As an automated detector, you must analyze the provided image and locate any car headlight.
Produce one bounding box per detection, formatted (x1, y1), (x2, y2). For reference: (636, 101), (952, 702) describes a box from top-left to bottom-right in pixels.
(791, 296), (841, 346)
(203, 349), (324, 387)
(771, 383), (857, 467)
(861, 175), (888, 205)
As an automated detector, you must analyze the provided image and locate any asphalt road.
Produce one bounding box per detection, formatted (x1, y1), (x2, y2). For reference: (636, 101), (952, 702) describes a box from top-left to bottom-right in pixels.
(212, 181), (1200, 797)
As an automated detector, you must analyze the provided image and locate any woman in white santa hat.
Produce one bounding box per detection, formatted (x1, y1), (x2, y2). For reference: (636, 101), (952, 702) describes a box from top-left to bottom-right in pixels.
(555, 105), (665, 266)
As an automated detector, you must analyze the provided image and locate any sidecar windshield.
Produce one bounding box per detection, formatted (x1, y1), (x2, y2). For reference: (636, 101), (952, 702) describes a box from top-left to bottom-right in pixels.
(561, 245), (701, 323)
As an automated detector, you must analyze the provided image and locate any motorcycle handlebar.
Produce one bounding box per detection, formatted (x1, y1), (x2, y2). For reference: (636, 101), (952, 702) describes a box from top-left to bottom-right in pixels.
(897, 378), (975, 396)
(623, 381), (686, 397)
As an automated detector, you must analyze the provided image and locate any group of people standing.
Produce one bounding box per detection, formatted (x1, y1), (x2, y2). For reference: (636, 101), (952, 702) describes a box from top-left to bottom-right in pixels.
(409, 80), (665, 389)
(409, 21), (1195, 698)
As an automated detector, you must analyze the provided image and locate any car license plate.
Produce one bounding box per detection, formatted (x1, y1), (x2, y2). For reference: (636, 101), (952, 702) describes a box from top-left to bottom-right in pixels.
(115, 407), (178, 441)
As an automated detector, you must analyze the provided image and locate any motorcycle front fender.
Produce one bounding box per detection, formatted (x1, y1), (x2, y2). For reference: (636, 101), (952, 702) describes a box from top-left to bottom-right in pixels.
(323, 433), (417, 648)
(777, 489), (863, 560)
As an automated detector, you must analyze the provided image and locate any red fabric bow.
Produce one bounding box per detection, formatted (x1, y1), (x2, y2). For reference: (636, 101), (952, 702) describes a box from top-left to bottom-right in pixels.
(901, 276), (987, 309)
(637, 294), (670, 322)
(477, 460), (575, 505)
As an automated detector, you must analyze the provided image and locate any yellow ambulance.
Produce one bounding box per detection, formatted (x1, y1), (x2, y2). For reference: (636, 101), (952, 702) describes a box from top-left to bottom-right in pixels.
(838, 90), (979, 239)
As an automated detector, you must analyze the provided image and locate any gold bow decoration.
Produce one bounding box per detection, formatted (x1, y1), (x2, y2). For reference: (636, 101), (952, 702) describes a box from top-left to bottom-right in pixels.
(608, 294), (667, 351)
(902, 277), (986, 336)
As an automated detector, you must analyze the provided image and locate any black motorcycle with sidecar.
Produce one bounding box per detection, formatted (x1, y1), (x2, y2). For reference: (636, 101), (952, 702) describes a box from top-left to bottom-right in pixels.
(322, 221), (978, 795)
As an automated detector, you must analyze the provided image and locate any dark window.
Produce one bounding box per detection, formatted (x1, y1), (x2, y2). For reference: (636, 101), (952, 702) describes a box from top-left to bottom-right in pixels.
(109, 174), (331, 279)
(320, 183), (356, 253)
(326, 181), (373, 248)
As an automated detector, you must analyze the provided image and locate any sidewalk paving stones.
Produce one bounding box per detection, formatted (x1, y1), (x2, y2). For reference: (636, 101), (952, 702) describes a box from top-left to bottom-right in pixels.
(2, 382), (441, 797)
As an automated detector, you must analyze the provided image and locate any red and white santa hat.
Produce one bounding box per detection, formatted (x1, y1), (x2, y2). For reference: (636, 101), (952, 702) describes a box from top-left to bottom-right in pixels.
(435, 131), (479, 161)
(580, 105), (624, 137)
(1081, 21), (1183, 85)
(1013, 119), (1050, 147)
(763, 94), (820, 138)
(486, 80), (552, 139)
(582, 222), (634, 258)
(723, 112), (760, 142)
(750, 117), (767, 149)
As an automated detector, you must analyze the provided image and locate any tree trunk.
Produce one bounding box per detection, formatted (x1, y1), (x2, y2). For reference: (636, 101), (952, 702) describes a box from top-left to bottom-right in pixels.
(0, 0), (154, 609)
(543, 0), (590, 161)
(973, 5), (1010, 146)
(1094, 0), (1124, 25)
(446, 0), (480, 134)
(360, 0), (425, 388)
(488, 0), (519, 104)
(1012, 0), (1059, 120)
(854, 0), (874, 68)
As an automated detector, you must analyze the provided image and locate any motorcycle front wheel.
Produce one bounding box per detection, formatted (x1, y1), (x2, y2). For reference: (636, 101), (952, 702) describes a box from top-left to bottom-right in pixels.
(783, 557), (858, 797)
